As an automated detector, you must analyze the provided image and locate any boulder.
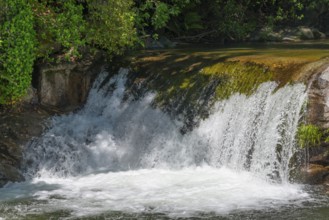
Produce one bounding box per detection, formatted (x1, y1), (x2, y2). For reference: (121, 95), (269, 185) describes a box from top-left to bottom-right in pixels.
(282, 36), (300, 42)
(0, 164), (24, 187)
(301, 164), (329, 184)
(249, 26), (325, 42)
(298, 27), (314, 40)
(159, 36), (177, 48)
(310, 153), (329, 166)
(312, 29), (326, 39)
(37, 50), (105, 111)
(144, 37), (165, 49)
(144, 36), (177, 49)
(250, 27), (283, 42)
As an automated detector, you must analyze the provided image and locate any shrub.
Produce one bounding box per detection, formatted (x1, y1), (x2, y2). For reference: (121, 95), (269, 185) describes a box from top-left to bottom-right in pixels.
(86, 0), (137, 56)
(31, 0), (86, 60)
(0, 0), (36, 104)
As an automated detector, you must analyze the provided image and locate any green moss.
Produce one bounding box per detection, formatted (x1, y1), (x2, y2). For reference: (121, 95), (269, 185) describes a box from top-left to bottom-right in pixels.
(201, 62), (273, 100)
(130, 60), (274, 122)
(152, 69), (210, 108)
(147, 61), (273, 110)
(297, 124), (322, 148)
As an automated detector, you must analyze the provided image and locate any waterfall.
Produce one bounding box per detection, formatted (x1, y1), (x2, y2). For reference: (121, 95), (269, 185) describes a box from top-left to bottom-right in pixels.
(24, 68), (306, 182)
(1, 68), (311, 218)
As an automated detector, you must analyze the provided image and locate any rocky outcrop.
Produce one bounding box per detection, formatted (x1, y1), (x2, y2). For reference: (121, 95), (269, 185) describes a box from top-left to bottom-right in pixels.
(300, 153), (329, 186)
(36, 50), (105, 111)
(250, 26), (327, 42)
(307, 65), (329, 128)
(298, 27), (315, 40)
(0, 108), (50, 187)
(302, 64), (329, 186)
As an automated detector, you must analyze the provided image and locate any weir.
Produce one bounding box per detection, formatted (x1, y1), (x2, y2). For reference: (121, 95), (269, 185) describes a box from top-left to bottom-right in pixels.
(24, 68), (306, 181)
(0, 68), (322, 219)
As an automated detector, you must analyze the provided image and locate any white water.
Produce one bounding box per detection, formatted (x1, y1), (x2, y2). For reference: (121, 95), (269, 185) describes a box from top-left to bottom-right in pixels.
(1, 69), (311, 218)
(0, 167), (309, 218)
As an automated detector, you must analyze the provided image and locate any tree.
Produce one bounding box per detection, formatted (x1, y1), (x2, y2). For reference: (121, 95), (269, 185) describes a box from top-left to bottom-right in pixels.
(303, 0), (329, 31)
(86, 0), (137, 56)
(134, 0), (198, 36)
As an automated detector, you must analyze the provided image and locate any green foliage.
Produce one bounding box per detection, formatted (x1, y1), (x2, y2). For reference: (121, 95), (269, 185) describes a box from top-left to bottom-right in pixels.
(152, 2), (171, 30)
(216, 0), (255, 40)
(183, 12), (203, 31)
(53, 1), (86, 59)
(0, 0), (138, 104)
(202, 62), (273, 100)
(161, 2), (204, 37)
(86, 0), (137, 56)
(134, 0), (314, 41)
(31, 0), (86, 60)
(193, 0), (306, 41)
(135, 0), (198, 32)
(0, 0), (36, 104)
(32, 0), (136, 58)
(304, 0), (329, 31)
(307, 0), (329, 8)
(297, 124), (322, 148)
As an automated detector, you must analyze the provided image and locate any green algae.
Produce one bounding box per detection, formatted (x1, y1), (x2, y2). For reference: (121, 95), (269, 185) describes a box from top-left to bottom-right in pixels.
(201, 61), (273, 100)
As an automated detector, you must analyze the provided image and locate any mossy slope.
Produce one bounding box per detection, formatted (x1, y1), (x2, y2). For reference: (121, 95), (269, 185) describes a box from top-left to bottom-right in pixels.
(127, 41), (329, 107)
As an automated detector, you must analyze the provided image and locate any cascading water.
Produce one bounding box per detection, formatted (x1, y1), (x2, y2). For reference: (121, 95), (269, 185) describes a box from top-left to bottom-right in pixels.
(0, 68), (325, 219)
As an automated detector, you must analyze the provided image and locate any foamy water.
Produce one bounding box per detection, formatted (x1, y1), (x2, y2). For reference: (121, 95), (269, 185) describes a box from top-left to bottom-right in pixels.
(0, 167), (310, 218)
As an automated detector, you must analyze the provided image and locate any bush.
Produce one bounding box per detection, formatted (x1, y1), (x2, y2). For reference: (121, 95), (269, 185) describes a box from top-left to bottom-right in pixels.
(0, 0), (36, 104)
(32, 0), (86, 60)
(86, 0), (137, 56)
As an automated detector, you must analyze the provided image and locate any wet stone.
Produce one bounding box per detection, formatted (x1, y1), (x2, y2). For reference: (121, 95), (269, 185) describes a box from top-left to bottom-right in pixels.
(301, 164), (329, 184)
(0, 107), (51, 187)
